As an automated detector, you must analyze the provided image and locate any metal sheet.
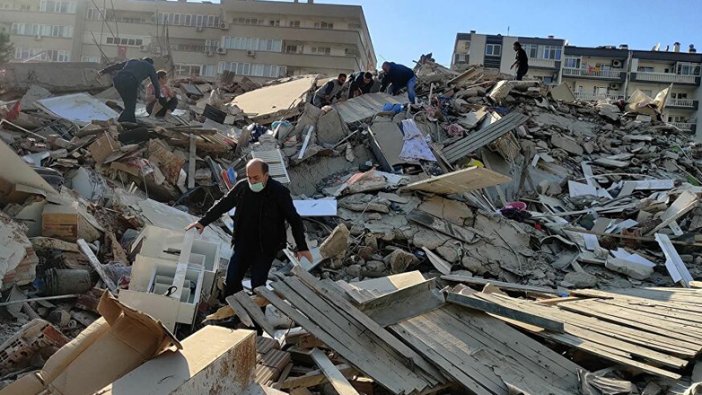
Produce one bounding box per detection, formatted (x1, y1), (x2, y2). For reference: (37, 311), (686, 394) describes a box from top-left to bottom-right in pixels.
(442, 111), (529, 163)
(36, 93), (119, 125)
(333, 93), (403, 124)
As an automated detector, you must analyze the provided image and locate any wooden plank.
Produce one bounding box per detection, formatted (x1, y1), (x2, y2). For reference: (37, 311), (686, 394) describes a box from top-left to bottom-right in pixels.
(280, 364), (357, 389)
(361, 279), (445, 327)
(443, 111), (528, 163)
(597, 298), (702, 327)
(422, 247), (451, 275)
(505, 319), (682, 379)
(447, 291), (565, 332)
(225, 293), (254, 328)
(339, 271), (427, 304)
(188, 133), (196, 189)
(443, 305), (579, 384)
(169, 230), (195, 301)
(647, 192), (698, 235)
(407, 210), (479, 243)
(402, 167), (511, 195)
(442, 274), (562, 295)
(310, 349), (361, 395)
(257, 285), (429, 394)
(656, 233), (694, 287)
(391, 320), (496, 395)
(77, 239), (118, 294)
(491, 295), (695, 365)
(291, 267), (444, 384)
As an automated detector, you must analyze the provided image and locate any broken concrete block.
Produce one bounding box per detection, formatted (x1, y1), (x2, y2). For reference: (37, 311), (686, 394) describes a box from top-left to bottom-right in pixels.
(563, 271), (598, 288)
(319, 223), (350, 259)
(551, 133), (583, 156)
(412, 230), (450, 250)
(436, 242), (461, 264)
(0, 319), (69, 376)
(345, 264), (363, 279)
(316, 108), (346, 145)
(365, 260), (386, 273)
(605, 257), (654, 280)
(384, 249), (418, 274)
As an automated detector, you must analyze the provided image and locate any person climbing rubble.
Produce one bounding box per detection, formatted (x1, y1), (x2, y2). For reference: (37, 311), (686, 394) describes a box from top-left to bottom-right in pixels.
(380, 61), (417, 104)
(186, 159), (313, 300)
(511, 41), (529, 81)
(312, 73), (347, 107)
(98, 57), (167, 123)
(145, 70), (178, 118)
(346, 71), (375, 99)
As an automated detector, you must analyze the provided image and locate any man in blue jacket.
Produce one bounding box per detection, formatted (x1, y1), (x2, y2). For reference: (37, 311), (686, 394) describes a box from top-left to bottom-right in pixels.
(380, 61), (417, 104)
(99, 57), (166, 123)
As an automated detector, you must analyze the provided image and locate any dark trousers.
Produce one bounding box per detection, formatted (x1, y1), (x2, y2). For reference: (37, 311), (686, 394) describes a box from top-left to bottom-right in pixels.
(113, 73), (138, 123)
(516, 67), (528, 81)
(223, 248), (277, 298)
(147, 97), (178, 117)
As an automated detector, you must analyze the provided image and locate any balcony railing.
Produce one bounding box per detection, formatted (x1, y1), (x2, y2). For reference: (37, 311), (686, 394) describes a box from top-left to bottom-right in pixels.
(563, 67), (623, 79)
(666, 98), (695, 107)
(574, 92), (625, 102)
(636, 72), (697, 84)
(669, 122), (695, 131)
(528, 58), (557, 68)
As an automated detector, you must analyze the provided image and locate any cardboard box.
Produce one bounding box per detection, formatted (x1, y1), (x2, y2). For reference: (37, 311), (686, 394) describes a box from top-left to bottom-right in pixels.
(88, 131), (120, 164)
(0, 291), (181, 395)
(41, 203), (101, 242)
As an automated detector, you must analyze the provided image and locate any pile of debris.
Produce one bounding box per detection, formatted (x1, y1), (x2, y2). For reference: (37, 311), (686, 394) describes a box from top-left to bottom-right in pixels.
(1, 55), (702, 394)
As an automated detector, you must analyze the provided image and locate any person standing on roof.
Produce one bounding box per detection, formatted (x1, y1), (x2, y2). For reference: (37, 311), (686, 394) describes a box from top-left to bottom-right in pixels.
(380, 61), (417, 104)
(347, 71), (374, 99)
(98, 57), (167, 123)
(312, 73), (347, 107)
(186, 158), (313, 300)
(511, 42), (529, 81)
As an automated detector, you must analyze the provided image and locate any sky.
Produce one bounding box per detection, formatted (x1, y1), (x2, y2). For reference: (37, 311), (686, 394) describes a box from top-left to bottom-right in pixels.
(315, 0), (702, 68)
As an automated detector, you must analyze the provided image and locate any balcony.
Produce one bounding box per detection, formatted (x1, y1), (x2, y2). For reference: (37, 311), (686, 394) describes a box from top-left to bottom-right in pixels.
(634, 72), (699, 85)
(666, 98), (699, 110)
(574, 92), (625, 102)
(528, 58), (557, 69)
(562, 67), (624, 80)
(668, 122), (696, 131)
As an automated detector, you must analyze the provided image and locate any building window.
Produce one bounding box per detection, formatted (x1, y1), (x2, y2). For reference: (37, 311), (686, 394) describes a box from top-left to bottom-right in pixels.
(463, 41), (471, 51)
(11, 23), (73, 38)
(677, 63), (701, 76)
(454, 53), (466, 63)
(218, 61), (286, 78)
(542, 45), (561, 60)
(175, 64), (201, 77)
(269, 19), (280, 27)
(564, 56), (581, 69)
(314, 21), (333, 29)
(289, 20), (300, 28)
(523, 44), (538, 59)
(105, 36), (144, 47)
(637, 66), (655, 73)
(223, 36), (283, 52)
(236, 17), (261, 25)
(39, 0), (77, 14)
(485, 44), (501, 56)
(311, 47), (331, 55)
(286, 45), (299, 54)
(82, 55), (100, 62)
(348, 22), (361, 29)
(202, 64), (216, 77)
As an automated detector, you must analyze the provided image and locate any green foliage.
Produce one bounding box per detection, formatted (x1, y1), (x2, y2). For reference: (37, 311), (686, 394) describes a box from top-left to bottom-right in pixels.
(0, 32), (14, 64)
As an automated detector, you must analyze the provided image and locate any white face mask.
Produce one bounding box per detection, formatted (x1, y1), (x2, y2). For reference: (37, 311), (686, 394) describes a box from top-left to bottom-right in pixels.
(248, 181), (265, 192)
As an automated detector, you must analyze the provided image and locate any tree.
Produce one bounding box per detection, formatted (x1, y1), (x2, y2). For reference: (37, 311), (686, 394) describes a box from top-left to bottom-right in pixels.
(0, 32), (14, 65)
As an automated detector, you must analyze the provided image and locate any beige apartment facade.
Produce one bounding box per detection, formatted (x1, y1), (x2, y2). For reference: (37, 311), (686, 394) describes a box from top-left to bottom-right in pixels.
(452, 31), (702, 138)
(0, 0), (376, 81)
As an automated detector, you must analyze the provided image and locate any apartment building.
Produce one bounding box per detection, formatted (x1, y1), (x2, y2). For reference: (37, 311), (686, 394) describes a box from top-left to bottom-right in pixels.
(451, 30), (565, 84)
(0, 0), (376, 81)
(452, 32), (702, 137)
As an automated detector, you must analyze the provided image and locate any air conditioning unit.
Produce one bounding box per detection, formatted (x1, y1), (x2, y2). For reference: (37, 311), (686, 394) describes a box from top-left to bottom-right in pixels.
(216, 47), (226, 55)
(609, 83), (621, 90)
(612, 59), (623, 68)
(196, 25), (203, 32)
(219, 22), (227, 29)
(35, 34), (42, 41)
(247, 50), (255, 57)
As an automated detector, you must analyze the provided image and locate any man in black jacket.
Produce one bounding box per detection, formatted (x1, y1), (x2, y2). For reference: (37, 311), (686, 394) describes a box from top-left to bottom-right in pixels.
(187, 159), (312, 298)
(98, 57), (166, 123)
(511, 42), (529, 81)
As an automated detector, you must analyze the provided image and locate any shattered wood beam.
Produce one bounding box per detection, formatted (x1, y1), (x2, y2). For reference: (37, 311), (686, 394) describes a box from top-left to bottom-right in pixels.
(77, 239), (118, 294)
(228, 291), (276, 336)
(442, 274), (563, 296)
(280, 364), (357, 389)
(656, 233), (694, 287)
(446, 292), (565, 333)
(310, 349), (361, 395)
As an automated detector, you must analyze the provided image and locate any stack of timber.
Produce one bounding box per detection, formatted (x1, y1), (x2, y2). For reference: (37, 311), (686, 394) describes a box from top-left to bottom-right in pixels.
(445, 285), (702, 380)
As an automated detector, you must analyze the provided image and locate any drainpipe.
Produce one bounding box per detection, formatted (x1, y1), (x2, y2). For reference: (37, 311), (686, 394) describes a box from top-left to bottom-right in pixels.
(622, 50), (632, 99)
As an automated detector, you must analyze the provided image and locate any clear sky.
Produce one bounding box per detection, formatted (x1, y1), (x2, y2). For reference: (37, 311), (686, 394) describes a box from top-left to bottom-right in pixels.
(316, 0), (702, 69)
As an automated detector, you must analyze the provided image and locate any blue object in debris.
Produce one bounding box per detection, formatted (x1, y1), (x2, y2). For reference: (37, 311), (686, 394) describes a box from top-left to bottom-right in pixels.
(382, 103), (404, 113)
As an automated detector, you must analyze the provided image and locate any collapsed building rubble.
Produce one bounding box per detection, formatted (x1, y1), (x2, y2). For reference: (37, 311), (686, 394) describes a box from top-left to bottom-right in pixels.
(1, 55), (702, 394)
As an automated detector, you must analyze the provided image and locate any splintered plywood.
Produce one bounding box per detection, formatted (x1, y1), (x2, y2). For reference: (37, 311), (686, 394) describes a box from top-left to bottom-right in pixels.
(338, 271), (426, 304)
(230, 76), (317, 123)
(403, 167), (511, 195)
